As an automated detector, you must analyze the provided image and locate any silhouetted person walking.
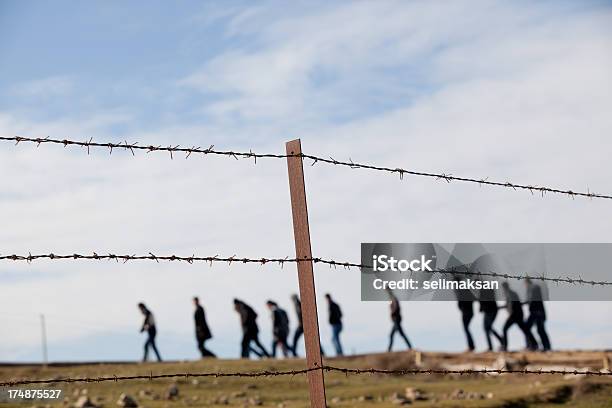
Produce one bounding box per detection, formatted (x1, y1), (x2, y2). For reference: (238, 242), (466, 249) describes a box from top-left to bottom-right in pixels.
(138, 303), (162, 362)
(290, 294), (303, 356)
(266, 300), (290, 357)
(193, 297), (215, 358)
(501, 282), (537, 351)
(233, 298), (269, 358)
(387, 289), (412, 351)
(479, 288), (503, 351)
(325, 293), (344, 356)
(524, 278), (551, 351)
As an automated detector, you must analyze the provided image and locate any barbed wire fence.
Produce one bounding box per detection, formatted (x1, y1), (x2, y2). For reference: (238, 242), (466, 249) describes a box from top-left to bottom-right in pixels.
(2, 366), (611, 387)
(1, 135), (611, 403)
(2, 135), (611, 200)
(2, 252), (612, 286)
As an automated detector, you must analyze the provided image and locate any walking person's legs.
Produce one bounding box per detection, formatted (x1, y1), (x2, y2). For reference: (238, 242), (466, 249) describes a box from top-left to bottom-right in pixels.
(396, 324), (412, 349)
(484, 312), (502, 351)
(518, 318), (537, 350)
(143, 338), (150, 362)
(201, 340), (216, 357)
(502, 316), (516, 351)
(388, 324), (398, 352)
(484, 313), (494, 351)
(197, 336), (206, 357)
(535, 314), (551, 351)
(252, 334), (270, 357)
(331, 323), (344, 356)
(148, 331), (162, 362)
(462, 312), (475, 351)
(241, 333), (251, 358)
(279, 333), (289, 357)
(291, 326), (303, 357)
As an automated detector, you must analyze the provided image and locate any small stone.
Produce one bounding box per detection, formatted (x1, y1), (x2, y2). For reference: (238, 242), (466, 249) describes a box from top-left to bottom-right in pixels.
(450, 389), (465, 400)
(405, 387), (427, 401)
(231, 391), (246, 398)
(486, 392), (494, 399)
(138, 390), (151, 398)
(165, 384), (179, 400)
(390, 392), (411, 405)
(248, 396), (262, 406)
(116, 393), (138, 408)
(74, 396), (97, 408)
(358, 395), (374, 402)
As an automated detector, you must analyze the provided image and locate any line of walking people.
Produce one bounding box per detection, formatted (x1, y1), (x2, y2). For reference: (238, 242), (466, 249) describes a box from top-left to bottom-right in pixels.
(137, 293), (348, 361)
(137, 279), (550, 362)
(457, 278), (551, 352)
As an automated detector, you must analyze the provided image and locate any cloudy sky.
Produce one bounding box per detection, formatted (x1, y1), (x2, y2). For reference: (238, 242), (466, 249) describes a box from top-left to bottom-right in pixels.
(1, 0), (611, 362)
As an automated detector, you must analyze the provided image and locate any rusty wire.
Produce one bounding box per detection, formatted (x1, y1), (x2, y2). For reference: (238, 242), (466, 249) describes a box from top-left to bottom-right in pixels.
(1, 252), (611, 286)
(1, 365), (609, 387)
(1, 136), (610, 200)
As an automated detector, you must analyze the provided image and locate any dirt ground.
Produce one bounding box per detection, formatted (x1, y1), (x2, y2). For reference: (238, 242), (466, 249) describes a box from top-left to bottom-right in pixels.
(1, 350), (611, 407)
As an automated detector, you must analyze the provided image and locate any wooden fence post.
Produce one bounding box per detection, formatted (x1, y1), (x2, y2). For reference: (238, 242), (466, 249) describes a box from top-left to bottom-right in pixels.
(286, 139), (327, 408)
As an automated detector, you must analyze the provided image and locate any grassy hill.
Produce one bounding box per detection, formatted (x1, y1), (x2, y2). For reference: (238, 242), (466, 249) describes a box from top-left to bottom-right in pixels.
(1, 350), (611, 407)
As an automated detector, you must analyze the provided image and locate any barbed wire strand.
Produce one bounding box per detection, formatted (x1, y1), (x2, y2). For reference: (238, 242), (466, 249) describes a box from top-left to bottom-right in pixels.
(1, 252), (611, 286)
(2, 365), (609, 387)
(1, 136), (610, 201)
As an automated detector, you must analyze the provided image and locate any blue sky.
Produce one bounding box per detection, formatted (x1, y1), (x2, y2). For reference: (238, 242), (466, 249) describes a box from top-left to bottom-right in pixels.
(1, 1), (611, 361)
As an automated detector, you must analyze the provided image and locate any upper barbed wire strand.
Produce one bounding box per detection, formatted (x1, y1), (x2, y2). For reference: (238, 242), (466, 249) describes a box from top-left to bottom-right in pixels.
(1, 136), (610, 200)
(1, 252), (611, 286)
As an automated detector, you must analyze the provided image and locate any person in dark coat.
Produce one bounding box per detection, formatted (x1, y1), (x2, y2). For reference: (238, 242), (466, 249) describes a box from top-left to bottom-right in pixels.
(266, 300), (290, 357)
(325, 293), (344, 356)
(387, 289), (412, 351)
(138, 302), (162, 362)
(479, 288), (503, 351)
(290, 294), (303, 357)
(193, 297), (215, 358)
(524, 278), (551, 351)
(233, 298), (269, 358)
(501, 282), (537, 351)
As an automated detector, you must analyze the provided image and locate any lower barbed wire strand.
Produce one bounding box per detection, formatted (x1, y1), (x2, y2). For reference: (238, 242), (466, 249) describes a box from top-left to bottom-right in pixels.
(2, 365), (609, 386)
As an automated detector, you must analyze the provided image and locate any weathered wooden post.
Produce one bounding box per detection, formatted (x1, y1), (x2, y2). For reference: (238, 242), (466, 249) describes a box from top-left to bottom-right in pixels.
(286, 139), (327, 407)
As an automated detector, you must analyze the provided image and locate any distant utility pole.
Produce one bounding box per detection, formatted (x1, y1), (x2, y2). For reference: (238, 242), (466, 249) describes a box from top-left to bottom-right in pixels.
(40, 314), (48, 366)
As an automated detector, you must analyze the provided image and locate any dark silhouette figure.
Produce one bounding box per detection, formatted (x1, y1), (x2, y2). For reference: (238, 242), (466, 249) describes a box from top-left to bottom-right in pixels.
(479, 288), (503, 351)
(387, 289), (412, 351)
(325, 293), (344, 356)
(501, 282), (537, 351)
(193, 297), (215, 358)
(524, 278), (551, 351)
(266, 300), (290, 357)
(138, 303), (162, 362)
(233, 298), (269, 358)
(290, 294), (304, 356)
